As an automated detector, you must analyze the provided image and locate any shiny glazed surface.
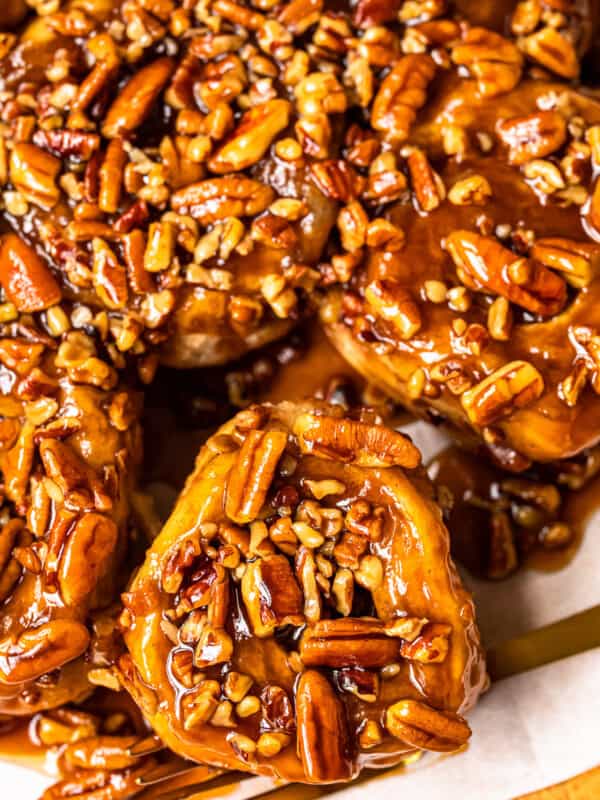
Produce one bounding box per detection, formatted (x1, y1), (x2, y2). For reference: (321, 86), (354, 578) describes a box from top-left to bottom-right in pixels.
(122, 401), (486, 783)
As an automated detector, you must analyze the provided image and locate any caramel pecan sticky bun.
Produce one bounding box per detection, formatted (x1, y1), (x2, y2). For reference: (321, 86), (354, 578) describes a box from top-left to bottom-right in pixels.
(0, 309), (141, 716)
(0, 0), (598, 373)
(119, 402), (486, 783)
(0, 0), (342, 369)
(311, 2), (600, 468)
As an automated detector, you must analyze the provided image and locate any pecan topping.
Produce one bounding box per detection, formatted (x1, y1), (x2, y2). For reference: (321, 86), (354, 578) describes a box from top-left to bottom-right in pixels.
(225, 429), (288, 523)
(296, 670), (353, 782)
(497, 111), (567, 165)
(293, 413), (421, 468)
(102, 57), (175, 139)
(208, 99), (292, 173)
(371, 54), (436, 143)
(0, 234), (62, 312)
(461, 361), (544, 426)
(385, 700), (471, 752)
(300, 618), (400, 668)
(446, 230), (567, 317)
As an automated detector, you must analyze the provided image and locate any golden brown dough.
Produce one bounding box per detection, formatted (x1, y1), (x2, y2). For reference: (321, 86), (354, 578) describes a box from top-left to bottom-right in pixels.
(120, 401), (486, 783)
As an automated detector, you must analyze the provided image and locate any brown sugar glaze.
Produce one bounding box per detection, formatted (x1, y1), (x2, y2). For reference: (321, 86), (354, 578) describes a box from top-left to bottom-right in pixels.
(429, 443), (600, 579)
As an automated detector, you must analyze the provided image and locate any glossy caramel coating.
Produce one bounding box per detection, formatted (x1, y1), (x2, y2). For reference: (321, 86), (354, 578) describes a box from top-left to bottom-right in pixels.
(121, 401), (486, 783)
(324, 74), (600, 466)
(0, 0), (339, 370)
(0, 317), (141, 715)
(1, 1), (598, 375)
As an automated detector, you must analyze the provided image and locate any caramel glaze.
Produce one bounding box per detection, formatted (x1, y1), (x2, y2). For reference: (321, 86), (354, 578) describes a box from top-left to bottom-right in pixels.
(0, 1), (339, 371)
(121, 402), (486, 783)
(429, 446), (566, 578)
(0, 344), (141, 716)
(0, 687), (149, 778)
(325, 75), (600, 467)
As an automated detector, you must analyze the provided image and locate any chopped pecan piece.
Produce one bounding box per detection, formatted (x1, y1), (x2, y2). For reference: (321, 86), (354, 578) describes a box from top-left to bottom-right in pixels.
(461, 361), (544, 426)
(446, 230), (567, 317)
(241, 554), (304, 637)
(296, 670), (353, 782)
(293, 413), (420, 468)
(365, 279), (422, 340)
(399, 622), (452, 663)
(300, 618), (400, 668)
(225, 430), (288, 523)
(0, 234), (62, 312)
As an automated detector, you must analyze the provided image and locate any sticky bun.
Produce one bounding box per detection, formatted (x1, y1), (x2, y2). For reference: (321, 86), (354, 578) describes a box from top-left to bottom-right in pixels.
(0, 0), (340, 369)
(120, 402), (486, 782)
(0, 312), (141, 715)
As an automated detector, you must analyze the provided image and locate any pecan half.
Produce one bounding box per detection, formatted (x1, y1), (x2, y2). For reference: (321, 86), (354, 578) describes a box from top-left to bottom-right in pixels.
(300, 618), (400, 668)
(311, 160), (361, 203)
(172, 177), (275, 224)
(208, 99), (292, 173)
(0, 620), (90, 684)
(385, 699), (471, 752)
(461, 360), (544, 426)
(371, 54), (436, 143)
(58, 514), (119, 606)
(293, 413), (421, 468)
(102, 57), (175, 139)
(32, 129), (100, 161)
(9, 143), (60, 210)
(446, 230), (567, 317)
(241, 554), (304, 637)
(225, 429), (288, 523)
(0, 233), (62, 312)
(531, 238), (600, 289)
(451, 28), (522, 97)
(295, 670), (353, 782)
(497, 111), (567, 166)
(353, 0), (402, 27)
(520, 26), (579, 79)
